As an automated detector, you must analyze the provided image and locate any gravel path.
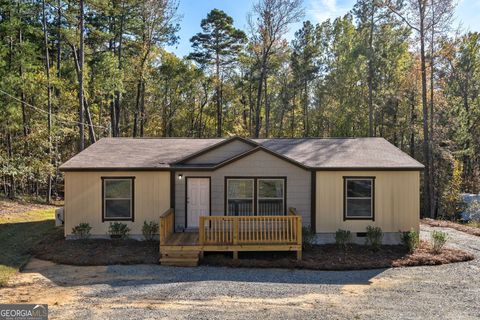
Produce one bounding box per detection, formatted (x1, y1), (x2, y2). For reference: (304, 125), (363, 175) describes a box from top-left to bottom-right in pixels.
(1, 225), (479, 319)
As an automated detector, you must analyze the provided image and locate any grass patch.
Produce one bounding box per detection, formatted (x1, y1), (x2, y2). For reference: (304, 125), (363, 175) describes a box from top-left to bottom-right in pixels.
(0, 208), (56, 286)
(468, 220), (480, 229)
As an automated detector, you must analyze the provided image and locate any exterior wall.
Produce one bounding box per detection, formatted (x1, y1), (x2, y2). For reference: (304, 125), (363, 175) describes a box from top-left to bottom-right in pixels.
(64, 171), (170, 238)
(185, 140), (254, 164)
(315, 170), (420, 243)
(175, 150), (311, 230)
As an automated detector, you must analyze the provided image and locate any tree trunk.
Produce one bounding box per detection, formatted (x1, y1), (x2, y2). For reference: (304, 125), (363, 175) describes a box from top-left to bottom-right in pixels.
(72, 44), (96, 143)
(56, 0), (61, 79)
(78, 0), (85, 151)
(254, 58), (267, 138)
(419, 1), (432, 218)
(18, 28), (28, 137)
(140, 80), (145, 137)
(42, 0), (52, 204)
(264, 75), (270, 137)
(368, 3), (375, 137)
(303, 78), (309, 137)
(215, 52), (222, 137)
(409, 90), (416, 158)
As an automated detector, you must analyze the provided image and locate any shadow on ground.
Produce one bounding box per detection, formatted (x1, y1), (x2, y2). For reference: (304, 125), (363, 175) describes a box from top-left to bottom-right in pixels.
(20, 258), (386, 288)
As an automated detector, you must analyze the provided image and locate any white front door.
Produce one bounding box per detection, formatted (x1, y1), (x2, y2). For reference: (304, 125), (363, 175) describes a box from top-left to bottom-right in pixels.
(187, 178), (210, 228)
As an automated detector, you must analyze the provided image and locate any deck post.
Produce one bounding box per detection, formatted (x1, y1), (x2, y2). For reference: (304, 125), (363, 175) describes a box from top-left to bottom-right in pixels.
(296, 216), (302, 261)
(233, 251), (238, 260)
(199, 216), (205, 245)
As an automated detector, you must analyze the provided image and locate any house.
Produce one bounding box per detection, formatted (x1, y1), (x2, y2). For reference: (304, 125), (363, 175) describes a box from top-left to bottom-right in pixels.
(60, 136), (423, 265)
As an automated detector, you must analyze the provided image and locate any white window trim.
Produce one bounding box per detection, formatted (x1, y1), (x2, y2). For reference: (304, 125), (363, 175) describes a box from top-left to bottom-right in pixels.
(226, 178), (254, 216)
(257, 178), (285, 215)
(345, 178), (374, 219)
(103, 178), (133, 220)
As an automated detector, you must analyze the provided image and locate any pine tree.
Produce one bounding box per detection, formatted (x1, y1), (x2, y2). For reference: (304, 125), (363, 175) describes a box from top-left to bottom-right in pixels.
(188, 9), (246, 137)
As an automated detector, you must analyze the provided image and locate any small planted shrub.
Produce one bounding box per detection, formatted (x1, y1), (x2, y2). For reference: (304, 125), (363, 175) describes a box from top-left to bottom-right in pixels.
(108, 222), (130, 240)
(401, 229), (419, 253)
(302, 227), (316, 250)
(365, 226), (383, 251)
(142, 221), (159, 241)
(431, 230), (448, 254)
(335, 229), (352, 251)
(71, 223), (92, 240)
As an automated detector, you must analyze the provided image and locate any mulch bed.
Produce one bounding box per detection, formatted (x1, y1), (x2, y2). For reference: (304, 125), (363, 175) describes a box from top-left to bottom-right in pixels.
(202, 241), (474, 271)
(422, 218), (480, 237)
(34, 229), (159, 265)
(34, 229), (473, 269)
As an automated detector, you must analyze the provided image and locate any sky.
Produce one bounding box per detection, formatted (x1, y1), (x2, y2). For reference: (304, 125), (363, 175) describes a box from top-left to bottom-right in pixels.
(166, 0), (480, 57)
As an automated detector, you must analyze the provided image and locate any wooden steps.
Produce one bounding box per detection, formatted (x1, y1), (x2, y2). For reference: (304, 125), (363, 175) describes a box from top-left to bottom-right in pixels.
(160, 250), (201, 267)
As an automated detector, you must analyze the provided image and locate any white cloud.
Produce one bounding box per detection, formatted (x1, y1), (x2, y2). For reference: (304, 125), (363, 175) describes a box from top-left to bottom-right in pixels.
(306, 0), (352, 24)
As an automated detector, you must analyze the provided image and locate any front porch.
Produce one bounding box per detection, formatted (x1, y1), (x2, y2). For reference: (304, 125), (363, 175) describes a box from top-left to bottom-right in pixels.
(159, 208), (303, 266)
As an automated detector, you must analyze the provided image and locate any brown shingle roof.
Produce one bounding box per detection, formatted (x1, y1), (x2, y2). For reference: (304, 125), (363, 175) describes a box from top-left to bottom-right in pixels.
(60, 137), (424, 171)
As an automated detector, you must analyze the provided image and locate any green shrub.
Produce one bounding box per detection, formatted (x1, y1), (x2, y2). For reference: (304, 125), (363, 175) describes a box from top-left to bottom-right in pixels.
(142, 221), (159, 241)
(335, 229), (352, 251)
(401, 229), (419, 253)
(108, 222), (130, 240)
(431, 230), (448, 254)
(302, 227), (316, 250)
(365, 225), (383, 251)
(71, 223), (92, 240)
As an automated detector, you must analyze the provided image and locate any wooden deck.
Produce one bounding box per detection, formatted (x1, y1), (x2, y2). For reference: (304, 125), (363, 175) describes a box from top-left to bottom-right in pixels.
(158, 208), (303, 266)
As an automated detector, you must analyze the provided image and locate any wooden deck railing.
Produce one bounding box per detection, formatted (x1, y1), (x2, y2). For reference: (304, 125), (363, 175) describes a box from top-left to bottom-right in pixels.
(198, 208), (302, 246)
(159, 208), (174, 245)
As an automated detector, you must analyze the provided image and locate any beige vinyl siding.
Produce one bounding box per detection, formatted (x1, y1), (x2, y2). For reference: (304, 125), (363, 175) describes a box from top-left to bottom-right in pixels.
(64, 171), (170, 237)
(315, 171), (420, 233)
(175, 150), (311, 229)
(184, 139), (254, 164)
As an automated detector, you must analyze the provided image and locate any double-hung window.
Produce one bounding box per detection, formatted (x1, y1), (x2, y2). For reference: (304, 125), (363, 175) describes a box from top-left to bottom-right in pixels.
(102, 177), (134, 221)
(226, 177), (286, 216)
(258, 179), (285, 215)
(226, 179), (254, 216)
(344, 177), (374, 220)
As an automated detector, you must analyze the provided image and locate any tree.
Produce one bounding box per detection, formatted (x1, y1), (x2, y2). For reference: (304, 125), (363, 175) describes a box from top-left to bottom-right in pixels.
(248, 0), (303, 138)
(188, 9), (246, 137)
(382, 0), (432, 217)
(41, 0), (52, 203)
(291, 21), (319, 137)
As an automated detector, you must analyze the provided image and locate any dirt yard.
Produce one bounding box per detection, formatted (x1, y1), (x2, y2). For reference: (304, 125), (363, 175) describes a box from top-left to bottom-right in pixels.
(0, 198), (57, 215)
(1, 224), (479, 319)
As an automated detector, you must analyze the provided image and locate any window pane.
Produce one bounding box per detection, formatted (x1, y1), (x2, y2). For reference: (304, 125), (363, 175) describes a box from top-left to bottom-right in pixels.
(258, 180), (283, 198)
(258, 199), (283, 215)
(228, 200), (253, 216)
(105, 199), (131, 218)
(228, 180), (253, 199)
(346, 199), (372, 217)
(105, 180), (131, 198)
(347, 180), (372, 197)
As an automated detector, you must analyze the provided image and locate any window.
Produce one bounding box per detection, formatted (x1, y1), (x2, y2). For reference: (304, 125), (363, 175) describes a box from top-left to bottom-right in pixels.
(102, 177), (134, 221)
(344, 177), (374, 220)
(226, 179), (254, 216)
(258, 179), (285, 215)
(226, 177), (286, 216)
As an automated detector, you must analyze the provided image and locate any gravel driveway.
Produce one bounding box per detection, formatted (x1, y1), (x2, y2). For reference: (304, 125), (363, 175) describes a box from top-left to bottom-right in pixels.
(1, 225), (479, 319)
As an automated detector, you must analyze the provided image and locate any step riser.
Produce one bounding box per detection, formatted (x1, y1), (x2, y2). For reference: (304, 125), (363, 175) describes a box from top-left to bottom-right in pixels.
(160, 249), (201, 266)
(162, 252), (200, 259)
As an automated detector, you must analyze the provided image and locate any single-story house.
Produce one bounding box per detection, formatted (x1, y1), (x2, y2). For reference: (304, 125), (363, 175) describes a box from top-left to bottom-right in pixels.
(59, 136), (423, 246)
